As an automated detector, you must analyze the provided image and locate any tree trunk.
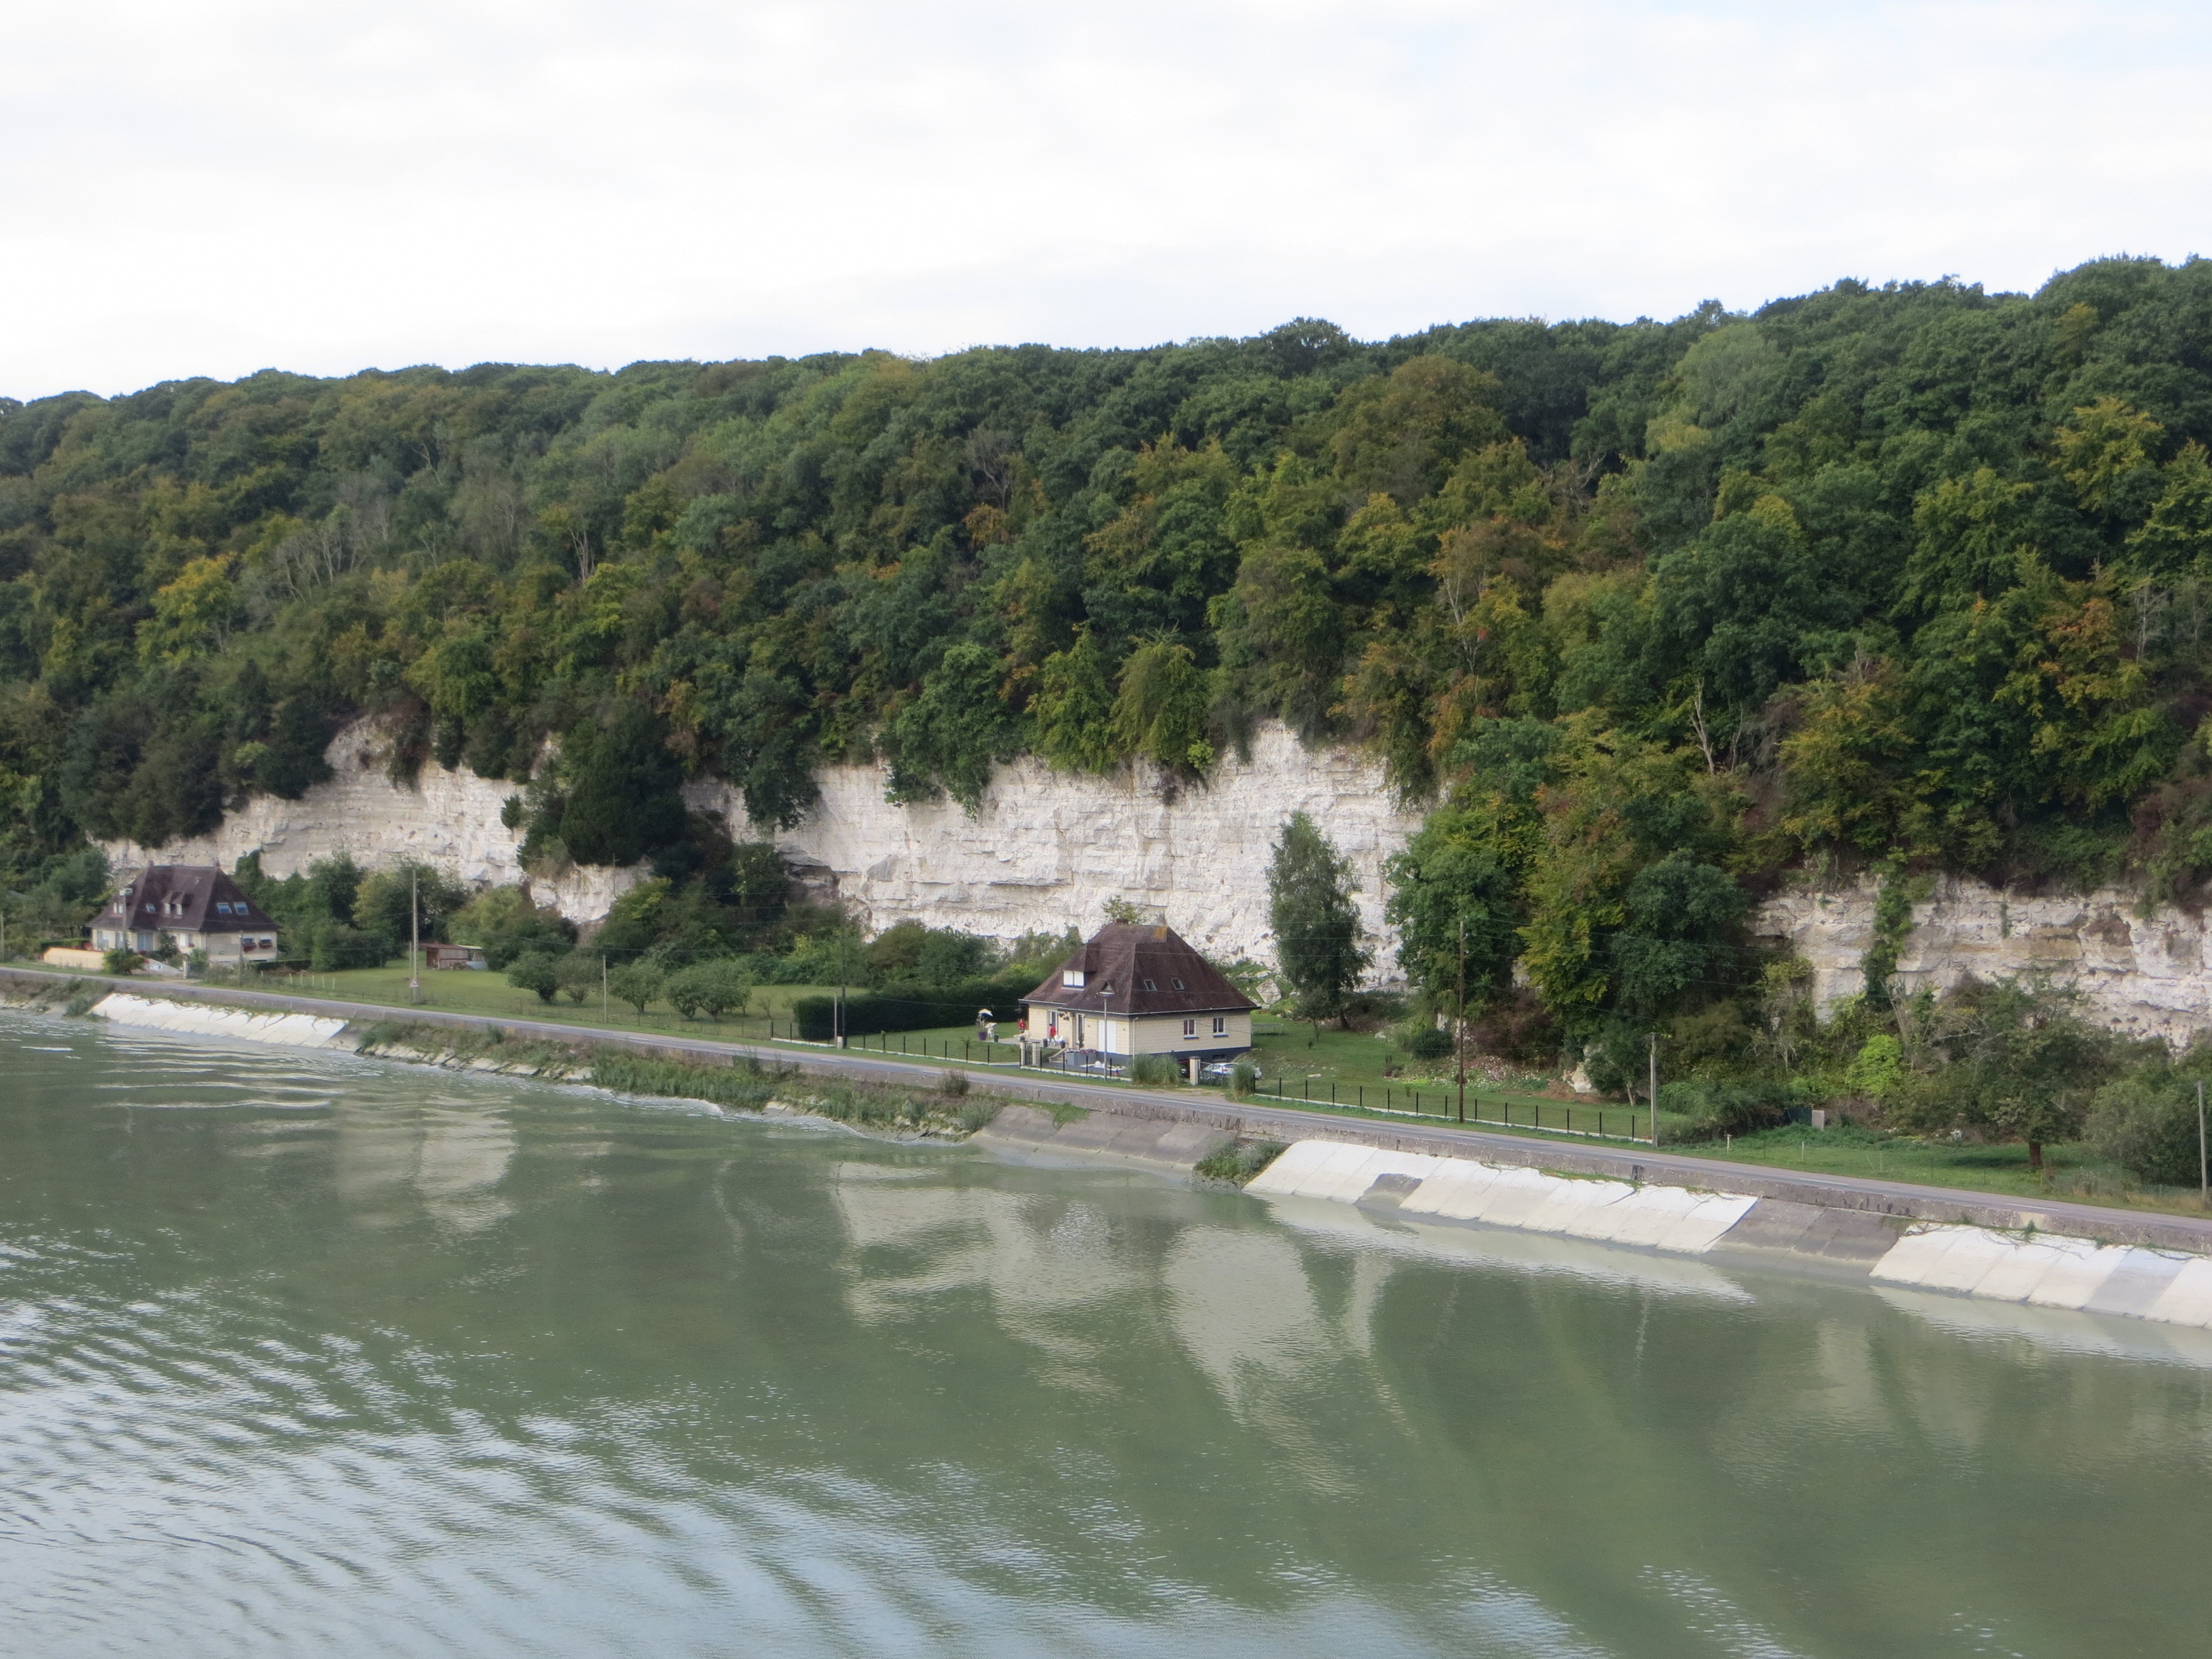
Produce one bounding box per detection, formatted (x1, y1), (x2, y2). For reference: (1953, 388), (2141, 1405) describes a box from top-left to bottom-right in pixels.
(2028, 1138), (2044, 1174)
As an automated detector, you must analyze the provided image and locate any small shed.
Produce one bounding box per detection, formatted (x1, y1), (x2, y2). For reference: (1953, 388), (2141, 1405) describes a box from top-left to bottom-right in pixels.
(424, 944), (488, 971)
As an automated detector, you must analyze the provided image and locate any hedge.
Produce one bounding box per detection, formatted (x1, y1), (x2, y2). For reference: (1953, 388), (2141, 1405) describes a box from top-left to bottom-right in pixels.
(792, 974), (1035, 1041)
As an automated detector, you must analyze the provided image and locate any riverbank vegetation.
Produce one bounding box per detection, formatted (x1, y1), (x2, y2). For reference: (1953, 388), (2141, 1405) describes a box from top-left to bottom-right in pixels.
(349, 1018), (1004, 1135)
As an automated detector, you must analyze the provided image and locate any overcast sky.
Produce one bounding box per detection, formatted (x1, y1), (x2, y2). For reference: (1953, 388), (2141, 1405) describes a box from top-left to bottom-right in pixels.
(4, 0), (2208, 400)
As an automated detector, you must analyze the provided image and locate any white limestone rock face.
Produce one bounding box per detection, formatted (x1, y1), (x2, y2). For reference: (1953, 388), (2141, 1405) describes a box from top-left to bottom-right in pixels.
(1756, 877), (2212, 1046)
(101, 717), (1423, 967)
(98, 722), (641, 922)
(691, 722), (1422, 973)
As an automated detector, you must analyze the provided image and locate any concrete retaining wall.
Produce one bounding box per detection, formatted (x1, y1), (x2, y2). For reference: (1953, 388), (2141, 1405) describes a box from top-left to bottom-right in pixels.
(91, 992), (350, 1050)
(1247, 1141), (1759, 1253)
(1251, 1136), (2212, 1337)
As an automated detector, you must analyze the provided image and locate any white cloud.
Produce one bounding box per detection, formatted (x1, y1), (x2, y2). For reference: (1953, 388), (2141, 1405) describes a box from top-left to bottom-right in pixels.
(2, 0), (2207, 397)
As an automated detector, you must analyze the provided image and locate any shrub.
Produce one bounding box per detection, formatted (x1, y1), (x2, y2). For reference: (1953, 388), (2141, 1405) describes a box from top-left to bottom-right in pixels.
(102, 948), (142, 975)
(506, 950), (560, 1002)
(309, 921), (387, 971)
(666, 959), (750, 1020)
(2088, 1074), (2209, 1186)
(1467, 990), (1557, 1064)
(451, 885), (576, 969)
(866, 919), (998, 985)
(956, 1097), (1001, 1133)
(1405, 1025), (1454, 1061)
(792, 973), (1036, 1040)
(607, 961), (664, 1014)
(1227, 1059), (1258, 1099)
(1337, 990), (1407, 1032)
(554, 950), (600, 1004)
(1658, 1079), (1790, 1141)
(1130, 1053), (1182, 1085)
(65, 990), (96, 1017)
(939, 1069), (971, 1096)
(1194, 1139), (1286, 1184)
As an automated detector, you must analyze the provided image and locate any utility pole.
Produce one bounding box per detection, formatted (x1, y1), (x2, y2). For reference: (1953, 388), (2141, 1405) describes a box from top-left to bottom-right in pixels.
(1455, 916), (1468, 1125)
(408, 872), (421, 1005)
(601, 953), (608, 1018)
(1648, 1032), (1660, 1147)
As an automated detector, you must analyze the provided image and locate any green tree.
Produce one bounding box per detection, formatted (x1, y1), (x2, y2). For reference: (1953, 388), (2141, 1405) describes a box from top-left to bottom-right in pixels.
(555, 949), (600, 1004)
(1211, 543), (1346, 738)
(1608, 853), (1747, 1023)
(666, 958), (749, 1020)
(1888, 975), (2117, 1172)
(607, 960), (665, 1015)
(556, 702), (686, 866)
(1031, 627), (1119, 772)
(1110, 639), (1212, 773)
(1267, 810), (1371, 1029)
(883, 641), (1020, 811)
(506, 950), (560, 1003)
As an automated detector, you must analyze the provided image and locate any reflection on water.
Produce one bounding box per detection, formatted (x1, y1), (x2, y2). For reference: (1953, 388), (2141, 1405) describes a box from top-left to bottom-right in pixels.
(3, 1010), (2211, 1657)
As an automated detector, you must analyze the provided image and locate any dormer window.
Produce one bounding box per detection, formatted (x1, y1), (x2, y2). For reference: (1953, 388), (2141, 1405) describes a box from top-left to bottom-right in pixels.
(1062, 969), (1085, 988)
(1172, 978), (1186, 990)
(1142, 978), (1157, 991)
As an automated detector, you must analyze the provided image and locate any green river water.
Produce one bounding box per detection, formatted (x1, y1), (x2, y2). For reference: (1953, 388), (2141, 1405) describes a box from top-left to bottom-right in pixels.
(3, 1009), (2210, 1657)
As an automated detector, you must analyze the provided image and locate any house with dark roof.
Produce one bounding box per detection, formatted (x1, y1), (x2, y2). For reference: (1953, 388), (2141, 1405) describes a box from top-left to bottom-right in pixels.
(89, 866), (281, 965)
(1020, 922), (1256, 1074)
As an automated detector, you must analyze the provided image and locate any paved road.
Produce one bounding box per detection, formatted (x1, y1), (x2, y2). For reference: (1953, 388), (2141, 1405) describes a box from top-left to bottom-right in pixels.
(13, 964), (2212, 1249)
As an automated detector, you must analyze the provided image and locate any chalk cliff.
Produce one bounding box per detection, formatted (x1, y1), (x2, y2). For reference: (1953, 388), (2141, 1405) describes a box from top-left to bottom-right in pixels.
(102, 719), (1423, 974)
(107, 716), (2212, 1041)
(1758, 879), (2212, 1046)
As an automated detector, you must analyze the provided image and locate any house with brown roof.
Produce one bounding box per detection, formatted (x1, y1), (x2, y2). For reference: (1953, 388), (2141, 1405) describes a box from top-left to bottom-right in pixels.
(88, 866), (281, 965)
(1020, 922), (1256, 1073)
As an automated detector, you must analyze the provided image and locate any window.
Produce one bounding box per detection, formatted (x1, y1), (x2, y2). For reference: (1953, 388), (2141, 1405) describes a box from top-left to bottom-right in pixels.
(1182, 1018), (1196, 1037)
(1171, 978), (1185, 990)
(1142, 978), (1157, 991)
(1212, 1016), (1227, 1036)
(1062, 969), (1085, 988)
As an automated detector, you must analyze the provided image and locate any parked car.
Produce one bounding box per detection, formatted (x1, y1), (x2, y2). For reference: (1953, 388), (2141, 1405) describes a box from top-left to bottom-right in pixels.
(1198, 1059), (1260, 1085)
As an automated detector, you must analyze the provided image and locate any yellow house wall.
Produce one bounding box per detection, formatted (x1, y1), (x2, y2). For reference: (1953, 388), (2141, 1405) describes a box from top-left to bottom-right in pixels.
(1023, 1008), (1251, 1052)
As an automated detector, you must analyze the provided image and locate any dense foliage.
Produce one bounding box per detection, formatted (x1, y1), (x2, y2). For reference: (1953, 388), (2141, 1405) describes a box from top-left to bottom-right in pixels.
(13, 257), (2212, 1069)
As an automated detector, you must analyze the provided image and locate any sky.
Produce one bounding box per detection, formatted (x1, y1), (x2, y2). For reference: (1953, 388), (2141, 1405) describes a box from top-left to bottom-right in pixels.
(3, 0), (2208, 400)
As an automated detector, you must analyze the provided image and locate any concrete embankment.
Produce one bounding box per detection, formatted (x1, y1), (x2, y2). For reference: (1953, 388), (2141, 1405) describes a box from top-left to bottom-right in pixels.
(1247, 1139), (2212, 1337)
(90, 992), (352, 1048)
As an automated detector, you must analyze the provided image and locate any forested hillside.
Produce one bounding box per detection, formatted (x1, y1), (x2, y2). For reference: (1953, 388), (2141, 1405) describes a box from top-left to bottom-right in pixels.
(7, 256), (2212, 1065)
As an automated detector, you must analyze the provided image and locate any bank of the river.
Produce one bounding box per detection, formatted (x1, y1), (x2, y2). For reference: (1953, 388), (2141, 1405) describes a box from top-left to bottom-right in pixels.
(13, 965), (2212, 1256)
